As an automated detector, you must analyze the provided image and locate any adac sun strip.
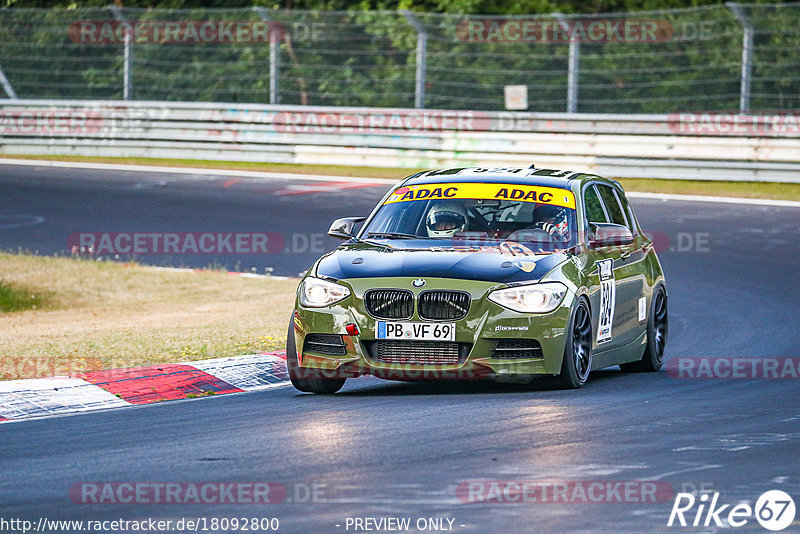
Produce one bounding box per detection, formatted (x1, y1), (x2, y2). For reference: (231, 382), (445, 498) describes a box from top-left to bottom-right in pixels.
(384, 183), (576, 210)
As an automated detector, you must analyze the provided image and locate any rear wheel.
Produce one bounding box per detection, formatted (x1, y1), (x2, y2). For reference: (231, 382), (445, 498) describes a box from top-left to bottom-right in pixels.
(620, 285), (668, 372)
(286, 316), (346, 394)
(556, 298), (592, 389)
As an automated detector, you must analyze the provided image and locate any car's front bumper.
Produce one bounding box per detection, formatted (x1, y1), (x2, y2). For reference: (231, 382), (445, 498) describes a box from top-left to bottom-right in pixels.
(292, 277), (574, 380)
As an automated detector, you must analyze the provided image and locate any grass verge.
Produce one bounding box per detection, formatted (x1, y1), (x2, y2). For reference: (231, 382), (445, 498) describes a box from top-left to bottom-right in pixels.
(616, 177), (800, 202)
(0, 280), (52, 313)
(0, 253), (297, 381)
(2, 154), (799, 201)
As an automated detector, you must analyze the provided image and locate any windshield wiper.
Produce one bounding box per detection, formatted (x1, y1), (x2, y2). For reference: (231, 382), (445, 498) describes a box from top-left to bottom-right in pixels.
(364, 232), (432, 240)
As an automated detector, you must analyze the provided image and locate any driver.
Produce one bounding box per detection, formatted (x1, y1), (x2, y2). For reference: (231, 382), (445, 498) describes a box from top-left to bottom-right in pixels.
(532, 204), (570, 241)
(426, 201), (467, 238)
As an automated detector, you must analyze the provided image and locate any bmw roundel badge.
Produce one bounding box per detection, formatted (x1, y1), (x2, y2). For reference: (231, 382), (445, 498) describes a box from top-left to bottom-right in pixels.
(412, 279), (426, 288)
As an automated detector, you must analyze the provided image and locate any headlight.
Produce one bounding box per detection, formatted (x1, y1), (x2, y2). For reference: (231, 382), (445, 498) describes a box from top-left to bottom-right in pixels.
(299, 277), (351, 308)
(488, 282), (567, 313)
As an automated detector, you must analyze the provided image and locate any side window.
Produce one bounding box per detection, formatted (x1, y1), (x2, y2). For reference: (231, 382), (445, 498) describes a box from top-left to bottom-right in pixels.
(596, 185), (628, 227)
(583, 186), (607, 224)
(615, 190), (639, 233)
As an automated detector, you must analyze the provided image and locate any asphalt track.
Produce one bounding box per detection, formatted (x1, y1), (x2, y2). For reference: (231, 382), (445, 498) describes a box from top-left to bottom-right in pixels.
(1, 163), (800, 533)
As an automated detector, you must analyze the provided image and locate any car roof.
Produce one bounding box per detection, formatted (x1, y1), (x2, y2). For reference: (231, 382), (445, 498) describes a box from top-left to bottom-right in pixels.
(403, 167), (618, 190)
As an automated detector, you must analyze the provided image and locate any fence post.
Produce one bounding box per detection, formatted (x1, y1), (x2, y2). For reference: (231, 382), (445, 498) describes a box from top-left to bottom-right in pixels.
(109, 6), (133, 100)
(0, 65), (17, 99)
(727, 2), (753, 114)
(254, 7), (280, 105)
(401, 10), (427, 109)
(555, 14), (579, 113)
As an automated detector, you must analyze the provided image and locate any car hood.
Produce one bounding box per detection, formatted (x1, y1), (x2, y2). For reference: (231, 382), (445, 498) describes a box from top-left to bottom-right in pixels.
(315, 241), (569, 284)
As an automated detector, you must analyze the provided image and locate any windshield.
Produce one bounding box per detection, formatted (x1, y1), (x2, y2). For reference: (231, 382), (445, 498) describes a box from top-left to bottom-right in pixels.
(361, 182), (578, 251)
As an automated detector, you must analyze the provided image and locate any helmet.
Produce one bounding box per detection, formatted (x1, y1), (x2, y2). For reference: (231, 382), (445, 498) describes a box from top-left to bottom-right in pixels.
(426, 202), (467, 238)
(534, 204), (569, 237)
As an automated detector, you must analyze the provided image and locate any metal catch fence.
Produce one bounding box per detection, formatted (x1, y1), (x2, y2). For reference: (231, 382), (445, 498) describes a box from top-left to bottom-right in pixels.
(0, 3), (798, 113)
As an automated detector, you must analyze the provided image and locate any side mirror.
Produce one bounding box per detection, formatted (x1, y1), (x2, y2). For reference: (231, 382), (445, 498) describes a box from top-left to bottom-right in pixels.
(589, 223), (634, 248)
(328, 217), (366, 240)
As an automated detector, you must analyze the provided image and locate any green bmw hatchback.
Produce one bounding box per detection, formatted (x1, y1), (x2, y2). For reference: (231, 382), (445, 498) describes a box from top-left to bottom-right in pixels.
(287, 167), (668, 393)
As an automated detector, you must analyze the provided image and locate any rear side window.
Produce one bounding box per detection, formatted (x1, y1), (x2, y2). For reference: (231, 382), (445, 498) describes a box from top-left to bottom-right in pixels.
(596, 185), (628, 227)
(583, 186), (607, 223)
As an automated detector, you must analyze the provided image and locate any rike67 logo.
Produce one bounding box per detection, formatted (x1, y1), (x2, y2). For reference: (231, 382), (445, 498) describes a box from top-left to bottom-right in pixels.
(668, 490), (796, 531)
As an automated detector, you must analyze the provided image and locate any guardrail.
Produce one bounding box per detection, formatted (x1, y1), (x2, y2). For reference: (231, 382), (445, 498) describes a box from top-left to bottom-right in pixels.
(2, 99), (800, 182)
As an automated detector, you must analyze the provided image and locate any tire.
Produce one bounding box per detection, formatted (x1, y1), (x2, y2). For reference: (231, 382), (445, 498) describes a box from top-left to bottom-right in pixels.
(286, 316), (346, 394)
(620, 285), (668, 373)
(556, 298), (593, 389)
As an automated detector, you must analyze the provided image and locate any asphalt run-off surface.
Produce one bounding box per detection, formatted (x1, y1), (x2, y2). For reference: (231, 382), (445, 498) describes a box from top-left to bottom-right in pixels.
(1, 163), (799, 533)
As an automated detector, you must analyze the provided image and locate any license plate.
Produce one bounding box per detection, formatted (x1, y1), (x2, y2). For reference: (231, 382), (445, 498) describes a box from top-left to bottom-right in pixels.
(376, 321), (456, 341)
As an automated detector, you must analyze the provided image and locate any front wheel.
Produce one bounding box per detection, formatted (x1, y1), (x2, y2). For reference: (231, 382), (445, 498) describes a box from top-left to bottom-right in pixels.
(556, 298), (593, 389)
(620, 285), (668, 372)
(286, 316), (346, 394)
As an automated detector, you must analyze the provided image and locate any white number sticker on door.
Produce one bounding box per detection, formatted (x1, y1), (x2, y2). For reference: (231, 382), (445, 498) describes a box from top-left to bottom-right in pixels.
(597, 259), (615, 344)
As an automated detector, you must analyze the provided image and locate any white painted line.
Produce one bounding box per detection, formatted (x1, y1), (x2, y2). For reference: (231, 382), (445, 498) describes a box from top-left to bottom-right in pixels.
(143, 265), (291, 280)
(147, 266), (196, 273)
(626, 191), (800, 208)
(274, 180), (387, 195)
(0, 214), (46, 230)
(2, 157), (798, 207)
(0, 157), (398, 184)
(237, 272), (290, 281)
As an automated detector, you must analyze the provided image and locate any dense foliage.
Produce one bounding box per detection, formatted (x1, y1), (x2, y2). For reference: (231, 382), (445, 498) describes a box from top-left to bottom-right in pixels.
(1, 2), (797, 112)
(2, 0), (780, 14)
